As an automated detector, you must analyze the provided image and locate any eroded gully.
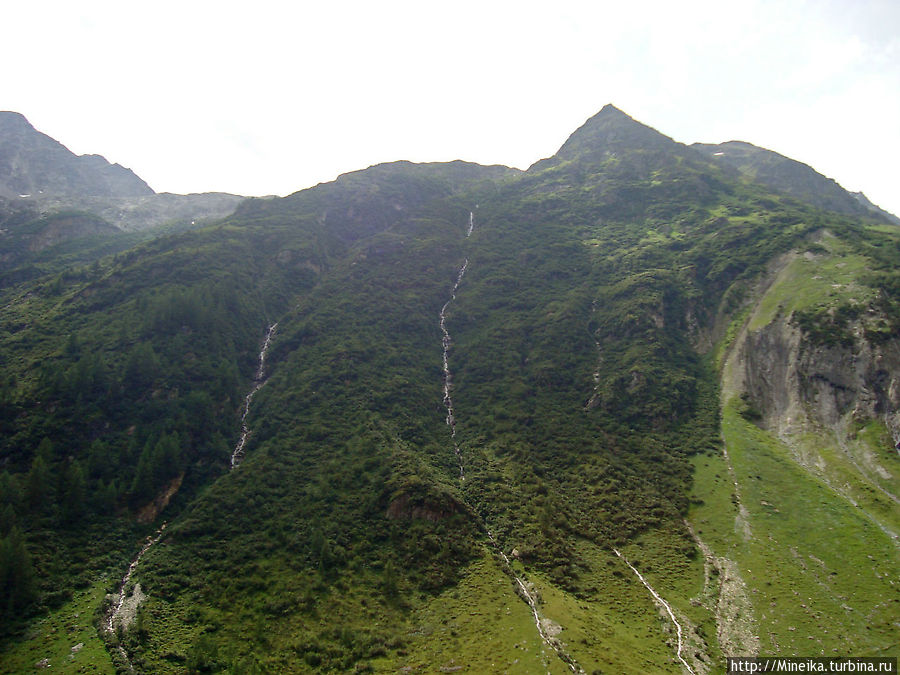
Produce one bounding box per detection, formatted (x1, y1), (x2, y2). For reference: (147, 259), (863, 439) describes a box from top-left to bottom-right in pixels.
(440, 211), (583, 674)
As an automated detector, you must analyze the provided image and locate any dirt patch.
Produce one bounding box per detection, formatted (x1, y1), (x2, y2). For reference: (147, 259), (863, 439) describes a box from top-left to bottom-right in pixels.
(686, 521), (760, 657)
(136, 473), (183, 524)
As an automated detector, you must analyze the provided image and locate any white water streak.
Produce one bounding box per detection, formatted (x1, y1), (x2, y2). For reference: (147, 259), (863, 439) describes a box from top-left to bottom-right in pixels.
(490, 532), (583, 674)
(439, 212), (474, 479)
(440, 259), (468, 480)
(438, 211), (583, 674)
(105, 523), (167, 634)
(614, 549), (695, 675)
(231, 323), (278, 469)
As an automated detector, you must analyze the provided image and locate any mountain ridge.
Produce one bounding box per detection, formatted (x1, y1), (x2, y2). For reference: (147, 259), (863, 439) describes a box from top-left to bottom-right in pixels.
(0, 105), (897, 674)
(0, 111), (154, 199)
(693, 139), (898, 224)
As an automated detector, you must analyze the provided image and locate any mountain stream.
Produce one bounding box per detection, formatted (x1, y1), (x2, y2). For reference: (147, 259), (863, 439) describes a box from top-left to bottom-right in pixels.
(231, 322), (278, 468)
(440, 258), (468, 481)
(439, 212), (583, 674)
(614, 548), (696, 675)
(103, 322), (279, 667)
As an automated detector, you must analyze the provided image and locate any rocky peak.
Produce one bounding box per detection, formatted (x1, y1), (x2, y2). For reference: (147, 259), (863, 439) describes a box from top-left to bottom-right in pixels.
(0, 111), (154, 199)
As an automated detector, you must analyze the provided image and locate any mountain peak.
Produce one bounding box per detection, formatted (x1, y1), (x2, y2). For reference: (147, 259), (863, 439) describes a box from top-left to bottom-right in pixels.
(0, 111), (154, 199)
(553, 104), (680, 162)
(0, 111), (35, 133)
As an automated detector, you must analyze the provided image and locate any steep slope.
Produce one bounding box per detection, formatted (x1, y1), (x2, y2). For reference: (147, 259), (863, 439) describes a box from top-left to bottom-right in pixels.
(1, 107), (898, 674)
(0, 113), (245, 289)
(694, 224), (900, 656)
(693, 140), (899, 224)
(0, 112), (153, 199)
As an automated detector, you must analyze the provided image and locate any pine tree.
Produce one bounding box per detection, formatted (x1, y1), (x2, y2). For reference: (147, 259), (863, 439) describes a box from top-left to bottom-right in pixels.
(131, 441), (155, 504)
(25, 454), (51, 513)
(60, 460), (86, 524)
(0, 526), (36, 620)
(0, 504), (15, 537)
(0, 471), (21, 513)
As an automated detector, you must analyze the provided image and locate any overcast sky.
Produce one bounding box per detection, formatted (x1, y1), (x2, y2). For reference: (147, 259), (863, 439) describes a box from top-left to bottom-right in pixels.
(3, 0), (899, 216)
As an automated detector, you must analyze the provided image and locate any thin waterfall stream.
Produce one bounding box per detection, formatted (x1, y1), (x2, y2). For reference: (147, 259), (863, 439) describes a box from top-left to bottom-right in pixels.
(103, 322), (279, 668)
(440, 259), (468, 480)
(614, 549), (696, 675)
(231, 322), (278, 468)
(439, 211), (583, 674)
(105, 524), (167, 635)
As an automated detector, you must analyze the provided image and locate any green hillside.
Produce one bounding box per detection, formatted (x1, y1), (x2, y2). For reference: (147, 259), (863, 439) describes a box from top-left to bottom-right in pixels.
(1, 106), (897, 673)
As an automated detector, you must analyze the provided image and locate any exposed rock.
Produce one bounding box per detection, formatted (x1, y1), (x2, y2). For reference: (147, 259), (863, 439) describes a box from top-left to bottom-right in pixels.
(111, 582), (146, 631)
(741, 312), (900, 442)
(0, 111), (152, 199)
(386, 492), (462, 522)
(136, 473), (183, 524)
(30, 191), (245, 232)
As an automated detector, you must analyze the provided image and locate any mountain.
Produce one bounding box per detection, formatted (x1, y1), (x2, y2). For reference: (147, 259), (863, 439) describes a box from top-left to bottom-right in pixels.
(0, 113), (245, 287)
(693, 139), (899, 224)
(0, 106), (897, 674)
(0, 111), (153, 199)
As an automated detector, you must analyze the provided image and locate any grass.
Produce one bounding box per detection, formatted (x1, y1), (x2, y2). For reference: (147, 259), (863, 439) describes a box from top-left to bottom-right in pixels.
(557, 537), (716, 674)
(395, 548), (568, 674)
(690, 401), (900, 657)
(0, 578), (114, 674)
(748, 241), (874, 332)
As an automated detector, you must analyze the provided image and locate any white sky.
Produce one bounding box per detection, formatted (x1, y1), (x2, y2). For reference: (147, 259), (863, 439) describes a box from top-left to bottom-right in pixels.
(3, 0), (899, 216)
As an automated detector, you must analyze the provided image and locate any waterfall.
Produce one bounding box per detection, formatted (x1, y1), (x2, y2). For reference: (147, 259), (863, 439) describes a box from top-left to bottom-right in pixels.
(438, 211), (583, 673)
(231, 322), (278, 469)
(614, 549), (696, 675)
(105, 523), (167, 634)
(440, 260), (469, 480)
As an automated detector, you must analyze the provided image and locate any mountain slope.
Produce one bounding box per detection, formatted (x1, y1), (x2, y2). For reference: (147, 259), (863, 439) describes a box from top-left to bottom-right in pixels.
(0, 112), (153, 199)
(693, 140), (899, 224)
(0, 113), (246, 289)
(0, 107), (898, 674)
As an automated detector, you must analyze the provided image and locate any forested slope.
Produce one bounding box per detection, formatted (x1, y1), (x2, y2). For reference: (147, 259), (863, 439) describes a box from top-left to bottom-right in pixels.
(1, 106), (897, 673)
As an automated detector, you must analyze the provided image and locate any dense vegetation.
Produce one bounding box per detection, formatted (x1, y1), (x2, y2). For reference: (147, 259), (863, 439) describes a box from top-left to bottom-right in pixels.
(1, 108), (898, 672)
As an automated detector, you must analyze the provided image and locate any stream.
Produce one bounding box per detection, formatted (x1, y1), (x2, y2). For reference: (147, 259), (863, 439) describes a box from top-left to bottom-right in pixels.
(103, 523), (167, 671)
(614, 548), (696, 675)
(231, 322), (279, 468)
(102, 322), (279, 668)
(439, 212), (583, 674)
(440, 258), (469, 480)
(105, 523), (167, 635)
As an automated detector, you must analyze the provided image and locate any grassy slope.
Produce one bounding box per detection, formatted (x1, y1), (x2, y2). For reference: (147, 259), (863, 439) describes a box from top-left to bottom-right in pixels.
(693, 228), (900, 659)
(691, 404), (899, 656)
(0, 579), (115, 674)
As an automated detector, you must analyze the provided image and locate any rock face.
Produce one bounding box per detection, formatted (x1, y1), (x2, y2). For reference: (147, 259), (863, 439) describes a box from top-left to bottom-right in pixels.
(740, 312), (900, 446)
(29, 191), (247, 232)
(0, 112), (245, 240)
(0, 112), (154, 199)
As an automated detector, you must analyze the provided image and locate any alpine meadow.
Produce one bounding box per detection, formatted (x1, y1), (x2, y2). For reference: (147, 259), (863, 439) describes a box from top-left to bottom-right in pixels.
(0, 105), (898, 674)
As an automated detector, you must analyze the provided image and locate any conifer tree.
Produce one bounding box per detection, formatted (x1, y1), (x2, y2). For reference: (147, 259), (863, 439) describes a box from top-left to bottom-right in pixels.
(60, 460), (86, 524)
(25, 454), (50, 513)
(0, 526), (36, 620)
